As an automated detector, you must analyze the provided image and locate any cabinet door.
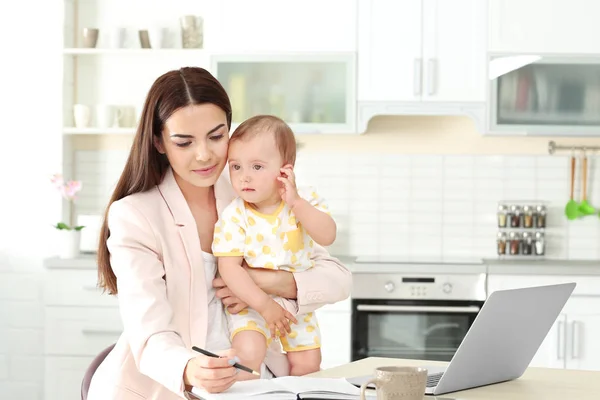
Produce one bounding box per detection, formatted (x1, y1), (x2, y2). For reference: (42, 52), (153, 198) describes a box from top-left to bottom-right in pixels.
(422, 0), (486, 102)
(566, 314), (600, 371)
(529, 314), (566, 369)
(317, 310), (351, 369)
(489, 0), (600, 53)
(357, 0), (423, 102)
(214, 0), (357, 52)
(45, 356), (94, 400)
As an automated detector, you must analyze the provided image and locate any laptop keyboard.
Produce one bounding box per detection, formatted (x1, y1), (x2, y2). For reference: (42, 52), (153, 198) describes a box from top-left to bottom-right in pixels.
(427, 372), (443, 388)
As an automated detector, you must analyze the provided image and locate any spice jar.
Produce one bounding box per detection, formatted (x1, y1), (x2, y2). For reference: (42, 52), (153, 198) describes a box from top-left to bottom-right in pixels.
(497, 205), (508, 228)
(509, 231), (521, 255)
(497, 232), (507, 255)
(535, 232), (545, 256)
(522, 232), (533, 255)
(509, 205), (521, 228)
(523, 205), (534, 228)
(535, 205), (547, 228)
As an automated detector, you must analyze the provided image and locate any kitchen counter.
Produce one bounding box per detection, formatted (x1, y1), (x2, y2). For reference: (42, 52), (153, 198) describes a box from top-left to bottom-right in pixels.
(484, 258), (600, 276)
(44, 255), (97, 269)
(43, 254), (600, 276)
(311, 357), (599, 400)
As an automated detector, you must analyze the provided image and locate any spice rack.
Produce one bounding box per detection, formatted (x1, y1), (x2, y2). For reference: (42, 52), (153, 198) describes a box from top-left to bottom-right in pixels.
(496, 201), (548, 259)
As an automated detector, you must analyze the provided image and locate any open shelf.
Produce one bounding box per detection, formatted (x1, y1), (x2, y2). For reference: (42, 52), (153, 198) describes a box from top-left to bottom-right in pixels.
(63, 48), (207, 55)
(63, 127), (136, 135)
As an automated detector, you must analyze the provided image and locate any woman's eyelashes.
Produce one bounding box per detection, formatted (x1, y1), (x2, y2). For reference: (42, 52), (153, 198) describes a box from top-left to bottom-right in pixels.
(173, 134), (224, 148)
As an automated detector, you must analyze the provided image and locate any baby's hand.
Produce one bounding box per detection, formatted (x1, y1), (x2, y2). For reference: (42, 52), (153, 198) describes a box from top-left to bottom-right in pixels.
(277, 165), (301, 208)
(260, 299), (298, 338)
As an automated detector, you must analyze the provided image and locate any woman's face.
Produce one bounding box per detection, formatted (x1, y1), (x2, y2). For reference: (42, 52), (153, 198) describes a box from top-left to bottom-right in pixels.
(156, 104), (229, 189)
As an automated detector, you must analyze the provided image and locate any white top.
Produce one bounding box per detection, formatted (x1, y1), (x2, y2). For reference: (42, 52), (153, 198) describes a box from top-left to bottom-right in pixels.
(201, 251), (231, 353)
(211, 186), (329, 273)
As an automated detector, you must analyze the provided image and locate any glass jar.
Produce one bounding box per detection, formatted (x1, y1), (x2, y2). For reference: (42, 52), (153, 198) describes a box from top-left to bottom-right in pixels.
(535, 232), (546, 256)
(522, 232), (533, 255)
(497, 232), (507, 255)
(510, 205), (521, 228)
(497, 204), (508, 228)
(509, 231), (521, 255)
(523, 205), (534, 228)
(535, 205), (547, 228)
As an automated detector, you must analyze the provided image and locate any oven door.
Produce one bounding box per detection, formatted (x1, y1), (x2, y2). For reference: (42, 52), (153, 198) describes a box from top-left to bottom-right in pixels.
(351, 299), (482, 362)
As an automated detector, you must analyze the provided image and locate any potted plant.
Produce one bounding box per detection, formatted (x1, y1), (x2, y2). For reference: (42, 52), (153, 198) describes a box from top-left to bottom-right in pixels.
(50, 174), (85, 258)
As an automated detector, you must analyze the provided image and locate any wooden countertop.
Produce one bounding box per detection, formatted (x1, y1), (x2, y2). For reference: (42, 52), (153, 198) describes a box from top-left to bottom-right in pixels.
(310, 357), (599, 399)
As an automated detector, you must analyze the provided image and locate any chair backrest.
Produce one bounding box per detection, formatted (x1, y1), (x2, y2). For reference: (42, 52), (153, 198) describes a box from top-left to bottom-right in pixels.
(81, 343), (116, 400)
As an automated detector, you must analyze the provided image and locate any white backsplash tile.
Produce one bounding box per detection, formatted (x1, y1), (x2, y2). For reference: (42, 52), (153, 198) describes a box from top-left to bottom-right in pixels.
(73, 150), (600, 260)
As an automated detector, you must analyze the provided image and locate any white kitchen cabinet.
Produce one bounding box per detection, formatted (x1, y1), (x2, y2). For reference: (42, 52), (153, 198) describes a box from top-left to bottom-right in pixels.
(212, 53), (356, 133)
(43, 262), (120, 400)
(488, 0), (600, 54)
(488, 274), (600, 371)
(316, 298), (352, 369)
(212, 0), (357, 52)
(357, 0), (486, 103)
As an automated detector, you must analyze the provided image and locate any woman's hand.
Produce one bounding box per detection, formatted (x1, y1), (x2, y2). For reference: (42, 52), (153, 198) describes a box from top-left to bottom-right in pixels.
(183, 349), (238, 393)
(213, 276), (248, 314)
(213, 263), (299, 312)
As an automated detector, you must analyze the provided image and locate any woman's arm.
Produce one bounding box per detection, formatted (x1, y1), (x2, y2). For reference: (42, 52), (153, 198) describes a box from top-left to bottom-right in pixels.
(107, 200), (197, 397)
(215, 243), (351, 315)
(292, 242), (352, 315)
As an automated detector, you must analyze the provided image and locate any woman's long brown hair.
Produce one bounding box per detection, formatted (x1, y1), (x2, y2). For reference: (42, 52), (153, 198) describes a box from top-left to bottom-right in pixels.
(97, 67), (232, 295)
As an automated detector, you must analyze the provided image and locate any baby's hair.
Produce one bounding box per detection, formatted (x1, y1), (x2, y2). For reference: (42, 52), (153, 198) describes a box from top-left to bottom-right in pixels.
(230, 115), (297, 166)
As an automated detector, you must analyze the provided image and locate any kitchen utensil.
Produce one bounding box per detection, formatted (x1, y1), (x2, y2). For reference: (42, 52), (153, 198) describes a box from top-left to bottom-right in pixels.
(578, 153), (596, 216)
(565, 155), (579, 220)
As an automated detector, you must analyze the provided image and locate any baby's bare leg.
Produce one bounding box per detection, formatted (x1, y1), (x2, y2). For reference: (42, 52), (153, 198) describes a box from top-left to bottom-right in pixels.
(286, 348), (322, 376)
(231, 330), (267, 381)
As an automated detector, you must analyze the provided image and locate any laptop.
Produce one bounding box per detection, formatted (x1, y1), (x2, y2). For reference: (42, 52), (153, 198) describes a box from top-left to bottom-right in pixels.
(348, 282), (576, 396)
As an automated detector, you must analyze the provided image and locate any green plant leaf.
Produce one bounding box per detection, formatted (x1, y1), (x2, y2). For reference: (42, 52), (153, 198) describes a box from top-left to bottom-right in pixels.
(74, 225), (86, 231)
(55, 222), (71, 230)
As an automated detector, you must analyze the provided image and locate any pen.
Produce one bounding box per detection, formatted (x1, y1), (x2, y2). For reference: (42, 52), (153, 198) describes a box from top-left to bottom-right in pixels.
(192, 346), (261, 376)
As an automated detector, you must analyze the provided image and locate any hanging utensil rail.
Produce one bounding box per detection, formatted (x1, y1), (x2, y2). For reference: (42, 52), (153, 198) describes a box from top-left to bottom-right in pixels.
(548, 141), (600, 155)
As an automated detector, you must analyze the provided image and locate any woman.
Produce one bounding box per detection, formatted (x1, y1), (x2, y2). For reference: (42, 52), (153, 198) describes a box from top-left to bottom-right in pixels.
(87, 67), (351, 400)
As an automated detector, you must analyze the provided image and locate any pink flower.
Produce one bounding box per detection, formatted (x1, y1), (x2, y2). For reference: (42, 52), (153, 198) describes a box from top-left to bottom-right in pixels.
(50, 173), (82, 201)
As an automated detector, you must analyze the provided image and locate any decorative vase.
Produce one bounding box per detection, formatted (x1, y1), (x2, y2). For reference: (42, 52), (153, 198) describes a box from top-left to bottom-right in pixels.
(179, 15), (203, 48)
(57, 229), (81, 259)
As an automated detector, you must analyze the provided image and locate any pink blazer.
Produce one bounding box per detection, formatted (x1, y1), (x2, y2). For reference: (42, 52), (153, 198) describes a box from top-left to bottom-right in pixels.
(87, 168), (352, 400)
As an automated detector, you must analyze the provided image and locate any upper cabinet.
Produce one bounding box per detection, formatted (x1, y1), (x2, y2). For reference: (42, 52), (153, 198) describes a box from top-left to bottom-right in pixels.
(489, 0), (600, 54)
(211, 0), (357, 52)
(212, 53), (356, 133)
(357, 0), (486, 103)
(488, 55), (600, 135)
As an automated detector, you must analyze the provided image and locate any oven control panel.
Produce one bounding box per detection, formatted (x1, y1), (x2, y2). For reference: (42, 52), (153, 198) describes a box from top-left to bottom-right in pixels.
(352, 273), (486, 300)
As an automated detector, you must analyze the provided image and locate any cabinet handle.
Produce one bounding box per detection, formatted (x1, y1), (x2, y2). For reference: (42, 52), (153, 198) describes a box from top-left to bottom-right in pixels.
(571, 321), (580, 359)
(81, 328), (122, 336)
(413, 58), (422, 96)
(82, 284), (99, 291)
(557, 320), (564, 360)
(427, 58), (437, 95)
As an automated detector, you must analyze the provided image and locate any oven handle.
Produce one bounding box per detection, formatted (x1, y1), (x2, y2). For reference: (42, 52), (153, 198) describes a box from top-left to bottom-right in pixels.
(356, 305), (481, 313)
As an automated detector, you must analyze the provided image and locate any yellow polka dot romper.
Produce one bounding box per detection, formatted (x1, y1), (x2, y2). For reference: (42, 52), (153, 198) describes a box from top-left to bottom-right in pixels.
(211, 186), (331, 351)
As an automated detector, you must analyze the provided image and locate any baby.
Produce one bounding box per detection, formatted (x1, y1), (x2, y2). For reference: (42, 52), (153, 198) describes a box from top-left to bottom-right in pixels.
(212, 115), (337, 378)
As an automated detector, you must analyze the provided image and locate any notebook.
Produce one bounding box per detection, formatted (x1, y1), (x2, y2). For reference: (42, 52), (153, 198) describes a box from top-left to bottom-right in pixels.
(190, 376), (375, 400)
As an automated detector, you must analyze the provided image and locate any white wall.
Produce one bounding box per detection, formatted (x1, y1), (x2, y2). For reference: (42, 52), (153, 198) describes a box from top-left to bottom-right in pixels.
(0, 0), (63, 398)
(72, 122), (600, 262)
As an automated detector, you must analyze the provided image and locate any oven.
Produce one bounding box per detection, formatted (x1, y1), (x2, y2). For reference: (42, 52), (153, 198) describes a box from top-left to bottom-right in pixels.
(351, 271), (486, 363)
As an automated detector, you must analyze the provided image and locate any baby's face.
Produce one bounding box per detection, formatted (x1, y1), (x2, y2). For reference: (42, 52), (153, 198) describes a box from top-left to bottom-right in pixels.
(228, 132), (283, 206)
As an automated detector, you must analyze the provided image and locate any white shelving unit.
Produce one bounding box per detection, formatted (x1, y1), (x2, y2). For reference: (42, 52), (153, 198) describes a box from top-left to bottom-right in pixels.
(63, 48), (208, 56)
(63, 127), (136, 135)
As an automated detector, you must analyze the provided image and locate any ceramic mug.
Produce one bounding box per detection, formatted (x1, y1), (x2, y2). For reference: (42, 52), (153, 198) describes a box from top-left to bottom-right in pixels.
(360, 366), (428, 400)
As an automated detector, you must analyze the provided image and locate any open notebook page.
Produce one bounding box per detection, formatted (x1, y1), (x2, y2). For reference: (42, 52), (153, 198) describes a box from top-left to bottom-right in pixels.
(190, 376), (363, 400)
